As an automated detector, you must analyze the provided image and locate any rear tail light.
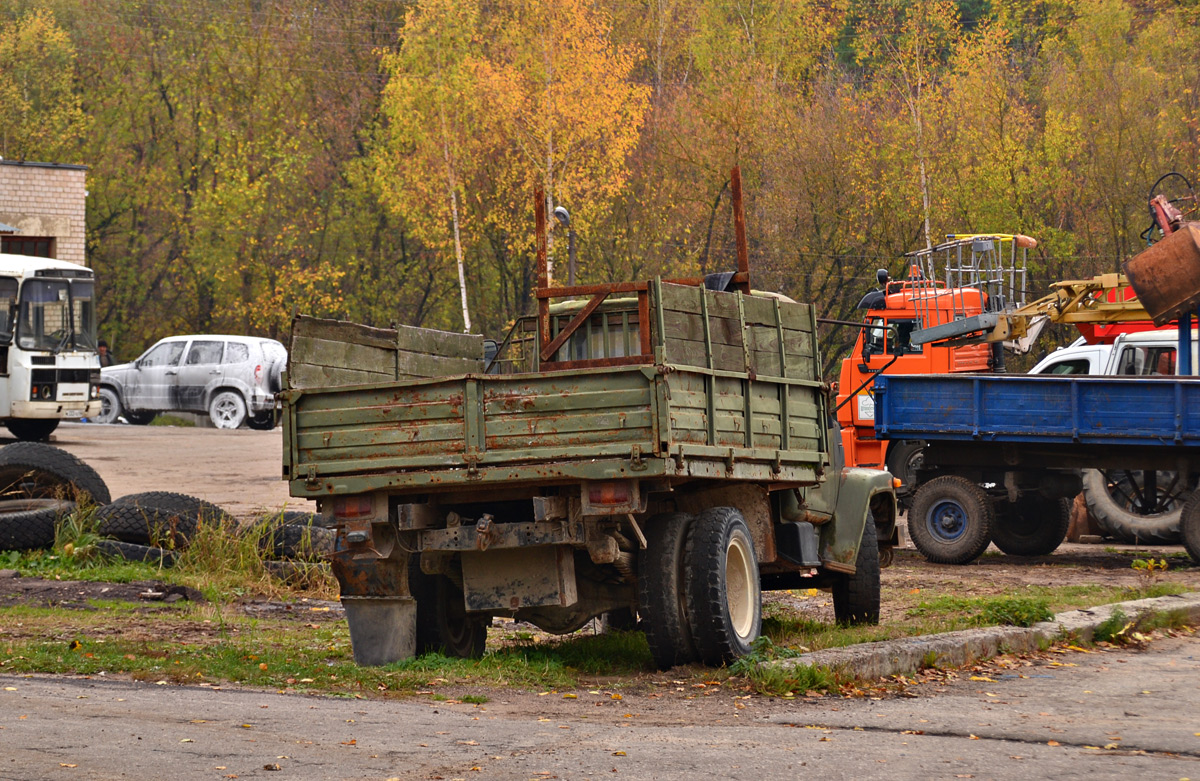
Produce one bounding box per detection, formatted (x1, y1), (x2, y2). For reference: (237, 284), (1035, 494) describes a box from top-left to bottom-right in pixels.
(254, 364), (264, 386)
(588, 482), (631, 505)
(332, 496), (373, 520)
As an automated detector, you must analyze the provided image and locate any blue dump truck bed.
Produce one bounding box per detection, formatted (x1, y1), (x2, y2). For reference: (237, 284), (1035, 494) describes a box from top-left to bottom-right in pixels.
(874, 374), (1200, 447)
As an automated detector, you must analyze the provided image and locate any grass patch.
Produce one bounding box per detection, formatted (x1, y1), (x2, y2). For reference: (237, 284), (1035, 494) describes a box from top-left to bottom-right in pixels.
(907, 595), (1052, 627)
(727, 637), (839, 696)
(1092, 609), (1131, 644)
(149, 414), (195, 427)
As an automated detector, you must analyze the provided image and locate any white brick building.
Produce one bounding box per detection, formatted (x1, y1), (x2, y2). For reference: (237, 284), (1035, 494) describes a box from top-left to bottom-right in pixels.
(0, 160), (88, 265)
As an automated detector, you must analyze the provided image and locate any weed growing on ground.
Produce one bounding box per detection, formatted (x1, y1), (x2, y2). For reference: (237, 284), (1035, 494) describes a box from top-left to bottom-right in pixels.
(727, 639), (839, 696)
(1091, 609), (1131, 644)
(907, 595), (1052, 627)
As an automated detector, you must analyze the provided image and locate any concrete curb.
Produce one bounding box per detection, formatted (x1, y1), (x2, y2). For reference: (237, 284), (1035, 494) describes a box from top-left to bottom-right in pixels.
(768, 592), (1200, 682)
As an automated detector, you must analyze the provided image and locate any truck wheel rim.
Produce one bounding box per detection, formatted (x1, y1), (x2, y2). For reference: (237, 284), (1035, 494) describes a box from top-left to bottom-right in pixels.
(927, 500), (968, 542)
(725, 533), (755, 639)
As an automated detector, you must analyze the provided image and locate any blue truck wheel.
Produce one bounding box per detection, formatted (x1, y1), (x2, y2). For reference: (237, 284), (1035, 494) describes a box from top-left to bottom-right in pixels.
(909, 476), (993, 565)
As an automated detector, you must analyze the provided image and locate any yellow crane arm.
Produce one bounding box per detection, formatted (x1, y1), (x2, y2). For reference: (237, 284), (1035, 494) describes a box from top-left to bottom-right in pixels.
(988, 273), (1151, 342)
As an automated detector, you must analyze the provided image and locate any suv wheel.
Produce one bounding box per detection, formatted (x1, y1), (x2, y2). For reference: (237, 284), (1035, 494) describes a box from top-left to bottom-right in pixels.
(209, 391), (247, 429)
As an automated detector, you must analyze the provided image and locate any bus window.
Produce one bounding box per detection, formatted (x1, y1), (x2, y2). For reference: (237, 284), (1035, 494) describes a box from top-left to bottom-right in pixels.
(0, 277), (17, 339)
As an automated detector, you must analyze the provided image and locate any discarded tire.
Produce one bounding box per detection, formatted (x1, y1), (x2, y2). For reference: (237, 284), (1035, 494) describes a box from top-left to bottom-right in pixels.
(832, 519), (881, 625)
(0, 442), (111, 505)
(97, 491), (231, 546)
(991, 496), (1071, 556)
(1081, 469), (1184, 545)
(259, 523), (335, 561)
(0, 498), (75, 550)
(95, 540), (176, 567)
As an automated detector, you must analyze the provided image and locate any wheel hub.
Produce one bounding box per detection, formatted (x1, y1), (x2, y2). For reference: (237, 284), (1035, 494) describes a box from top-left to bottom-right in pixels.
(927, 500), (968, 541)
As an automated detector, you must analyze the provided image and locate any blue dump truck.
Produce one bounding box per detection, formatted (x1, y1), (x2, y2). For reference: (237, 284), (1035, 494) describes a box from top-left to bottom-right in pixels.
(874, 373), (1200, 563)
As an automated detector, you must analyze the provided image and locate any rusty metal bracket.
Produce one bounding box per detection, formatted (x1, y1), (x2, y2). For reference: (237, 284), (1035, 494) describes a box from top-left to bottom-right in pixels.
(465, 454), (480, 480)
(475, 514), (495, 551)
(305, 465), (319, 489)
(630, 444), (646, 471)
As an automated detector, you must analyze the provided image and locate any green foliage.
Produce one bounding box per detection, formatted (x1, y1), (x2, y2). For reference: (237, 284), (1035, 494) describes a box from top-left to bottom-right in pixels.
(0, 0), (1196, 367)
(728, 638), (839, 696)
(1091, 608), (1131, 644)
(907, 594), (1052, 627)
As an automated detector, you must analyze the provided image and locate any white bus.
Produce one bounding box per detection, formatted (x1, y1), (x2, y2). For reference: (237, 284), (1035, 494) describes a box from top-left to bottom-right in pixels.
(0, 252), (101, 440)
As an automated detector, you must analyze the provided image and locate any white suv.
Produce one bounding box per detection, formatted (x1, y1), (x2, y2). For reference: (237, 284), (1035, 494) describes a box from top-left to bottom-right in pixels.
(95, 335), (287, 429)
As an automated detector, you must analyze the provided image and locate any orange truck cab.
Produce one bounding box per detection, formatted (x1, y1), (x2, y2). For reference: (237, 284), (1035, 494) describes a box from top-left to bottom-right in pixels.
(835, 268), (993, 495)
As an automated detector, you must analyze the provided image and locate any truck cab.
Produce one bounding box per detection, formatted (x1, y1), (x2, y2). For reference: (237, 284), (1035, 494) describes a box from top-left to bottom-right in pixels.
(835, 268), (992, 487)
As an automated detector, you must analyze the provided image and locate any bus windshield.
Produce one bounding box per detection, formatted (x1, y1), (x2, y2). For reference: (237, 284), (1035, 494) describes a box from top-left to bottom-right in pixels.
(16, 278), (97, 353)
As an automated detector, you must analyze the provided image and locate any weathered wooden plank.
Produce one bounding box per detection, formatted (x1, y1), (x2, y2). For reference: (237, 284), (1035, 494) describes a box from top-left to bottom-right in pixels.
(483, 387), (651, 416)
(485, 427), (650, 451)
(292, 315), (397, 351)
(289, 363), (388, 390)
(661, 310), (744, 346)
(395, 349), (482, 379)
(658, 284), (814, 331)
(485, 409), (654, 438)
(297, 421), (466, 451)
(292, 335), (396, 375)
(664, 338), (745, 372)
(394, 323), (484, 360)
(296, 400), (465, 429)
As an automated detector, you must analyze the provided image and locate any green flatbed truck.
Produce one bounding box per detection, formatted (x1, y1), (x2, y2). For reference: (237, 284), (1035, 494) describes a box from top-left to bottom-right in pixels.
(280, 183), (897, 669)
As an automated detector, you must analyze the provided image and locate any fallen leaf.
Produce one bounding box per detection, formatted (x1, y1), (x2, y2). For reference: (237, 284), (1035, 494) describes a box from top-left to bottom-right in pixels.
(60, 764), (78, 768)
(341, 739), (357, 746)
(1047, 741), (1060, 747)
(611, 694), (622, 701)
(264, 764), (281, 771)
(612, 750), (627, 756)
(969, 676), (995, 682)
(3, 687), (14, 691)
(969, 735), (980, 740)
(180, 738), (193, 743)
(563, 693), (578, 699)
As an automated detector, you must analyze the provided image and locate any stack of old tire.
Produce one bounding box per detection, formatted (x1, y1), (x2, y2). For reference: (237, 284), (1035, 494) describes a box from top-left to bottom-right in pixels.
(0, 442), (332, 569)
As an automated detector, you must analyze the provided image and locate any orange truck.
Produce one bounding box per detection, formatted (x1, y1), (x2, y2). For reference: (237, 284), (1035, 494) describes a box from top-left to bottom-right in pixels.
(834, 234), (1034, 500)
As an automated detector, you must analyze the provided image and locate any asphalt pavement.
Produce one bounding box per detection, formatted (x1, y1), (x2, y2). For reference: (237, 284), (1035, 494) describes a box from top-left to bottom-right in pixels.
(2, 635), (1197, 780)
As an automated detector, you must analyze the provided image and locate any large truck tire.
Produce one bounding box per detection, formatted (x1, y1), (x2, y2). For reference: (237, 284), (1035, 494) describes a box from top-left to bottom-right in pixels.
(832, 519), (881, 625)
(991, 496), (1071, 556)
(407, 556), (487, 658)
(1081, 469), (1182, 545)
(1181, 492), (1200, 565)
(0, 442), (111, 505)
(0, 498), (75, 550)
(4, 419), (60, 442)
(684, 507), (762, 665)
(885, 439), (926, 506)
(637, 512), (699, 670)
(95, 540), (177, 567)
(258, 523), (335, 561)
(97, 491), (232, 546)
(909, 476), (994, 564)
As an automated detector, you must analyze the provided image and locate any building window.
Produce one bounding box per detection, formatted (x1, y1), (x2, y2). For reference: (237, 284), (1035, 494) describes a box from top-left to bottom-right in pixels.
(1, 236), (54, 258)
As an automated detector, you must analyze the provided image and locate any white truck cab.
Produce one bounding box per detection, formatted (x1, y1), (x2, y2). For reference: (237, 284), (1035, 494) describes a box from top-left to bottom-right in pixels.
(0, 252), (102, 440)
(1029, 329), (1199, 377)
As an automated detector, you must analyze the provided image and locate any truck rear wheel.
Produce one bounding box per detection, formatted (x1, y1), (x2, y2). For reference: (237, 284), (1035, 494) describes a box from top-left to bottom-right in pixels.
(909, 476), (993, 564)
(684, 507), (761, 665)
(5, 419), (59, 442)
(637, 512), (698, 670)
(1081, 469), (1183, 545)
(832, 520), (880, 625)
(991, 496), (1071, 556)
(1181, 492), (1200, 565)
(434, 576), (487, 658)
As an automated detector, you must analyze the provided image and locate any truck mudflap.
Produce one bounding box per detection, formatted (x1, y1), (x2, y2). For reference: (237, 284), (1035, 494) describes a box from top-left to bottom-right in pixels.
(329, 523), (416, 666)
(819, 467), (898, 572)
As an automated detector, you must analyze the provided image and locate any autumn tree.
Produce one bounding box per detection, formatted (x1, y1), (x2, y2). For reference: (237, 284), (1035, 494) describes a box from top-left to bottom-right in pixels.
(0, 8), (88, 161)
